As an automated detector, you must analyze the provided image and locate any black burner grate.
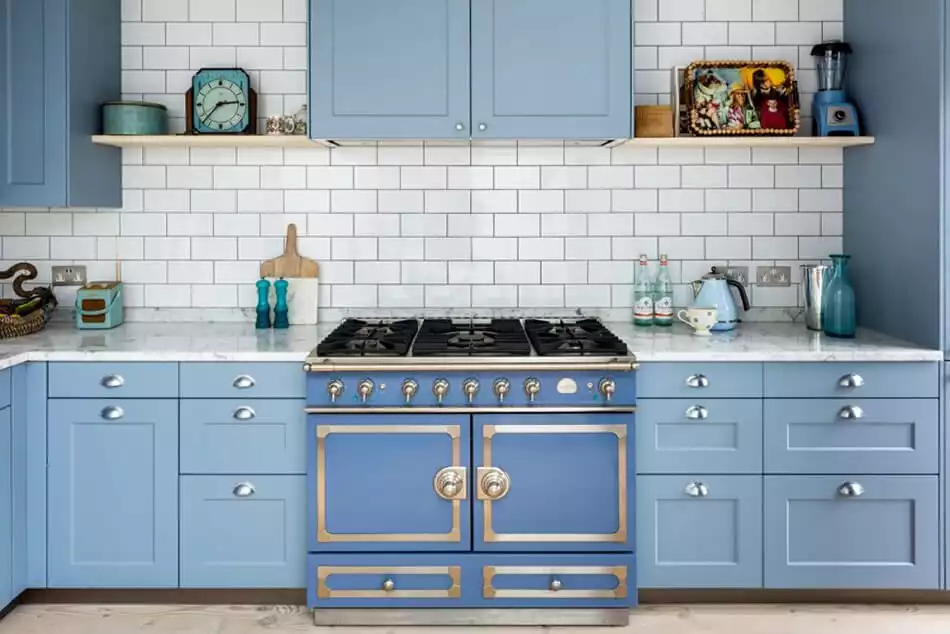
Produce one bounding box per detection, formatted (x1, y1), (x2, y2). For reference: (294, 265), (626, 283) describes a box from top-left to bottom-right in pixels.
(414, 319), (531, 357)
(524, 318), (629, 356)
(316, 319), (419, 357)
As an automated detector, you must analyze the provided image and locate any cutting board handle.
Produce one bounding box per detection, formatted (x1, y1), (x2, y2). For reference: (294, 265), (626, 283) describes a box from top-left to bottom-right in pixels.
(284, 224), (299, 256)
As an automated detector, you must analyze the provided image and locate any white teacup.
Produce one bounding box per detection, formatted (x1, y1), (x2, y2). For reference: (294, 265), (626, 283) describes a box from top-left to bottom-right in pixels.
(678, 307), (718, 336)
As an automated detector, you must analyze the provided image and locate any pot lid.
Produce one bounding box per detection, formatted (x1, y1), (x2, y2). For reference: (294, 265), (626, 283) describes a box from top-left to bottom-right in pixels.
(702, 267), (729, 280)
(811, 41), (853, 56)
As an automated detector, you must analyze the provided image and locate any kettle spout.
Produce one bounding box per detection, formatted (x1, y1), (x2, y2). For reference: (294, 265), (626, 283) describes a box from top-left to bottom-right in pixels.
(690, 281), (703, 298)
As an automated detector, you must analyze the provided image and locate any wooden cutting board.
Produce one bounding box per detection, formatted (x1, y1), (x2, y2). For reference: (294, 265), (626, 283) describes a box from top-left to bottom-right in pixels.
(259, 224), (319, 279)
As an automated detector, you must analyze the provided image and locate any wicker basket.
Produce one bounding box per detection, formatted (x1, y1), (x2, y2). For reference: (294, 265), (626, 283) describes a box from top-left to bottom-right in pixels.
(0, 263), (56, 340)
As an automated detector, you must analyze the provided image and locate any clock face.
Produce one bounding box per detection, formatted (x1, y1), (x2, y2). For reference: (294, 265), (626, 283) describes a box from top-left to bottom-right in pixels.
(192, 69), (251, 134)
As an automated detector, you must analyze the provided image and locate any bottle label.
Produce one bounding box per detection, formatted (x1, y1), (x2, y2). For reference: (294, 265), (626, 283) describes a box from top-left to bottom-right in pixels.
(654, 296), (673, 323)
(634, 297), (654, 324)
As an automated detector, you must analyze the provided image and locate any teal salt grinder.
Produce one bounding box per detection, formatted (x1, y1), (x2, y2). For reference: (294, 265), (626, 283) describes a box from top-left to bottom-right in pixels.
(273, 278), (290, 329)
(255, 278), (272, 329)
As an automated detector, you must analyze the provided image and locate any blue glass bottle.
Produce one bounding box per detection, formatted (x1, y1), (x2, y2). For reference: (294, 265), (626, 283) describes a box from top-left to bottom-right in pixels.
(822, 254), (856, 338)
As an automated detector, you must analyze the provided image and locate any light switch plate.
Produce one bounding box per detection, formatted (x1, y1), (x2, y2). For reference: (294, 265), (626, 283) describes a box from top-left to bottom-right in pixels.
(757, 266), (792, 287)
(52, 265), (87, 287)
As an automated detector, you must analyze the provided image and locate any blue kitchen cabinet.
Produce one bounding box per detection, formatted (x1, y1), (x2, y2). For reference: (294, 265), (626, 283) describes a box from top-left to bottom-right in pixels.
(47, 399), (179, 588)
(309, 414), (471, 552)
(0, 0), (121, 208)
(472, 413), (633, 552)
(309, 0), (471, 140)
(0, 406), (11, 609)
(180, 476), (306, 588)
(637, 475), (762, 589)
(764, 475), (939, 589)
(470, 0), (631, 140)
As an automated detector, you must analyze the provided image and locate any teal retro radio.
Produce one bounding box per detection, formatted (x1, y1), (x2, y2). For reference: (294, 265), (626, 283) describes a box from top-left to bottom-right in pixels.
(76, 282), (124, 330)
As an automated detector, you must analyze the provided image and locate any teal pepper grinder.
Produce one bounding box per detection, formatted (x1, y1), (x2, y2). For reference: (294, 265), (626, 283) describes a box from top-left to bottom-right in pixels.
(273, 278), (290, 329)
(255, 278), (272, 329)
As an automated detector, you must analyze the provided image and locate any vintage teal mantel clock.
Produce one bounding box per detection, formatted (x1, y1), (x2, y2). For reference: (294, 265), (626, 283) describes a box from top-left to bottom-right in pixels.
(185, 67), (258, 134)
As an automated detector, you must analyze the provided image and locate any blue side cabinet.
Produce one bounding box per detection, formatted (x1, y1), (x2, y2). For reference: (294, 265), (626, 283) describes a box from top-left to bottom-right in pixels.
(0, 405), (11, 609)
(0, 0), (121, 208)
(47, 399), (179, 588)
(470, 0), (632, 139)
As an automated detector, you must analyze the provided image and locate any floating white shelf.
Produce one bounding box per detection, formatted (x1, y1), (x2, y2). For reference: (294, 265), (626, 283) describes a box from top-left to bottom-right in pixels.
(91, 134), (876, 149)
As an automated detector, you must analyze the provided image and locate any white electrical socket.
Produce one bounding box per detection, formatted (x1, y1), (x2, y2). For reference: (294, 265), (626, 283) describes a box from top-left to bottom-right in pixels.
(51, 265), (87, 287)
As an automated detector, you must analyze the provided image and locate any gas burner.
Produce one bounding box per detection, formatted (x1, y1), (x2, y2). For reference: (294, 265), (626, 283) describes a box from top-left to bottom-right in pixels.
(525, 318), (629, 357)
(414, 319), (531, 357)
(316, 319), (419, 357)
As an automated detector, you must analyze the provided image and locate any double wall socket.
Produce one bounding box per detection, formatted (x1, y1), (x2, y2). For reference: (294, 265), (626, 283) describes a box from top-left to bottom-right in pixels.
(723, 266), (749, 286)
(52, 265), (87, 287)
(757, 266), (792, 287)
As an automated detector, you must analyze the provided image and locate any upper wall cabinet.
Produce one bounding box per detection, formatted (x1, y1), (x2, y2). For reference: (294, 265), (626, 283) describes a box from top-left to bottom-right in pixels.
(309, 0), (632, 141)
(0, 0), (121, 208)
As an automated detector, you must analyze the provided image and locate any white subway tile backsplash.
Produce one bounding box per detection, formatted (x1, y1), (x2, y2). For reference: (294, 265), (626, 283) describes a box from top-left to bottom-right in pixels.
(425, 190), (470, 214)
(495, 167), (540, 190)
(472, 190), (518, 215)
(472, 237), (518, 261)
(425, 238), (472, 261)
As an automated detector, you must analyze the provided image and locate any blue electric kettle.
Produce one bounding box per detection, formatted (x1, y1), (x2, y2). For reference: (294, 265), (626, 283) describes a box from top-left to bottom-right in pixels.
(690, 267), (751, 332)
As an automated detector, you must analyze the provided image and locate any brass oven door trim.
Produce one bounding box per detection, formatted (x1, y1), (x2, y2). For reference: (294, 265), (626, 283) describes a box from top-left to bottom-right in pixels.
(317, 565), (462, 599)
(483, 565), (628, 599)
(481, 423), (627, 543)
(317, 424), (464, 543)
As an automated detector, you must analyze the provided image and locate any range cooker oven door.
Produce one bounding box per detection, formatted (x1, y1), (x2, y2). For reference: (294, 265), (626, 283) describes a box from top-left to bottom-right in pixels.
(473, 413), (633, 551)
(309, 414), (471, 551)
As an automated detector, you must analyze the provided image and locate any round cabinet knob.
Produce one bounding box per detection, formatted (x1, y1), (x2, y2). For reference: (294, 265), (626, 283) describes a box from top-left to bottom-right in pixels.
(382, 578), (396, 592)
(479, 468), (511, 500)
(233, 482), (256, 498)
(402, 379), (419, 404)
(478, 123), (488, 131)
(684, 481), (709, 498)
(327, 380), (344, 403)
(434, 467), (465, 501)
(524, 378), (541, 403)
(493, 378), (511, 404)
(433, 379), (450, 405)
(599, 378), (616, 402)
(358, 379), (374, 404)
(455, 122), (465, 131)
(549, 579), (563, 592)
(463, 378), (480, 404)
(838, 482), (865, 498)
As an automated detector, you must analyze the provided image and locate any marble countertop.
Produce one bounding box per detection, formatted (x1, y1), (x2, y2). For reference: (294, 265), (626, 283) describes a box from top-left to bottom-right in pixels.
(0, 321), (938, 370)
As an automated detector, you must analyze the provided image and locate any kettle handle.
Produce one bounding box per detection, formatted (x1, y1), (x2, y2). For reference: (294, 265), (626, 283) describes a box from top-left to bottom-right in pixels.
(727, 279), (752, 312)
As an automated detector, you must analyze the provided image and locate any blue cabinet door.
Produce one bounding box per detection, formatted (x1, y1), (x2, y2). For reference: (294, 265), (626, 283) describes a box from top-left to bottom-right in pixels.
(309, 414), (471, 552)
(309, 0), (471, 140)
(0, 407), (11, 609)
(764, 476), (939, 589)
(0, 0), (120, 208)
(181, 476), (306, 588)
(470, 0), (631, 139)
(637, 475), (762, 589)
(473, 413), (633, 552)
(48, 399), (179, 588)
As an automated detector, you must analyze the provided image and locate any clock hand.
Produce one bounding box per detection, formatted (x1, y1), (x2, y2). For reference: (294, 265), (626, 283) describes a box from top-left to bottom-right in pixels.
(201, 100), (242, 124)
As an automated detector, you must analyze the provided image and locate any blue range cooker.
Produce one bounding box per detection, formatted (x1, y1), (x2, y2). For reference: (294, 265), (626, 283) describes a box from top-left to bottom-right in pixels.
(303, 318), (638, 627)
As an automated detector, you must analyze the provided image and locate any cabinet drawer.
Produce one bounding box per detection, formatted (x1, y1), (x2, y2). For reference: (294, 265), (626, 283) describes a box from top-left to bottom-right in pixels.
(181, 399), (306, 474)
(180, 475), (305, 588)
(637, 476), (762, 589)
(48, 363), (178, 398)
(764, 363), (938, 398)
(637, 399), (762, 474)
(180, 363), (304, 398)
(308, 554), (469, 608)
(638, 363), (762, 399)
(764, 476), (939, 589)
(764, 399), (938, 474)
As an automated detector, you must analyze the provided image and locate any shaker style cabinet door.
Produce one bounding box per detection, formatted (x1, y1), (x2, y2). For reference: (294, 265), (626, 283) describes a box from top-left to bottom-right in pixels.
(47, 399), (179, 588)
(470, 0), (631, 139)
(309, 414), (471, 552)
(309, 0), (471, 139)
(472, 413), (633, 552)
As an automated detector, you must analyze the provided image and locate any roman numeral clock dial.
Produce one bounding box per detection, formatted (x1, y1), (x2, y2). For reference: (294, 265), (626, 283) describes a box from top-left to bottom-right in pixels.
(188, 68), (256, 134)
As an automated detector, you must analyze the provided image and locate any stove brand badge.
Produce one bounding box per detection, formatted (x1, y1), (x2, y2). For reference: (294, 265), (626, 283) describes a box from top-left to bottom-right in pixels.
(556, 378), (578, 394)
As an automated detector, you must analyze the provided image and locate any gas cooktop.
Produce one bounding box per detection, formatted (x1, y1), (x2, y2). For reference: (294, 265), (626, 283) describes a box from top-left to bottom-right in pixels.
(312, 317), (630, 359)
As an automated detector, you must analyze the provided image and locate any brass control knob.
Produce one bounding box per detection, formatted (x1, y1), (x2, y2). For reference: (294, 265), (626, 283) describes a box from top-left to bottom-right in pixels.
(463, 378), (480, 404)
(599, 378), (616, 402)
(327, 380), (344, 403)
(402, 379), (419, 404)
(524, 378), (541, 403)
(433, 379), (450, 405)
(493, 378), (511, 403)
(358, 379), (374, 404)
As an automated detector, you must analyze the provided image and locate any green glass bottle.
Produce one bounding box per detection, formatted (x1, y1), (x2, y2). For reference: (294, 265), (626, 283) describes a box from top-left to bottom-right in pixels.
(633, 255), (654, 328)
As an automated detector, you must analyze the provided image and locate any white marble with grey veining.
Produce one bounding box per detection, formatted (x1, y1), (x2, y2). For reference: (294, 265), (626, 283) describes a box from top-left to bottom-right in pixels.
(0, 321), (938, 372)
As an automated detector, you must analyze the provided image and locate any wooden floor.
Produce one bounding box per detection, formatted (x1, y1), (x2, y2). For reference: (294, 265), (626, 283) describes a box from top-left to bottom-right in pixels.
(4, 604), (950, 633)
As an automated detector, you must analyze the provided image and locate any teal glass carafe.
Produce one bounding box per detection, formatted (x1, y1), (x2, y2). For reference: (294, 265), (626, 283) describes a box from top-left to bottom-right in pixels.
(822, 254), (856, 338)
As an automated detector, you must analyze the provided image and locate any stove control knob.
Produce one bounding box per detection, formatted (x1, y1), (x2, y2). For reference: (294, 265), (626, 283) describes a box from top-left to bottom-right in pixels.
(433, 379), (450, 405)
(599, 378), (616, 402)
(463, 378), (480, 404)
(493, 378), (511, 403)
(401, 379), (419, 404)
(358, 379), (374, 404)
(524, 378), (541, 403)
(327, 380), (344, 404)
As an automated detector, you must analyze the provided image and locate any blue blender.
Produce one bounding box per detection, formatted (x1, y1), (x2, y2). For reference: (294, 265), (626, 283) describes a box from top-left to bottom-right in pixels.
(812, 41), (860, 136)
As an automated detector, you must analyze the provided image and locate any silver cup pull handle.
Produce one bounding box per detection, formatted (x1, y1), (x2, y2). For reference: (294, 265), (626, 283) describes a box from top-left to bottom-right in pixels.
(233, 406), (256, 421)
(233, 482), (256, 498)
(684, 482), (709, 498)
(837, 482), (865, 498)
(233, 375), (256, 389)
(686, 374), (709, 388)
(838, 405), (864, 420)
(101, 406), (124, 421)
(685, 405), (708, 420)
(100, 375), (125, 389)
(838, 374), (865, 389)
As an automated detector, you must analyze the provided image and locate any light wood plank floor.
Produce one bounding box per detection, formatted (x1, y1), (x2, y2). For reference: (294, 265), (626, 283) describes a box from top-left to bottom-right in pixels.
(4, 604), (950, 634)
